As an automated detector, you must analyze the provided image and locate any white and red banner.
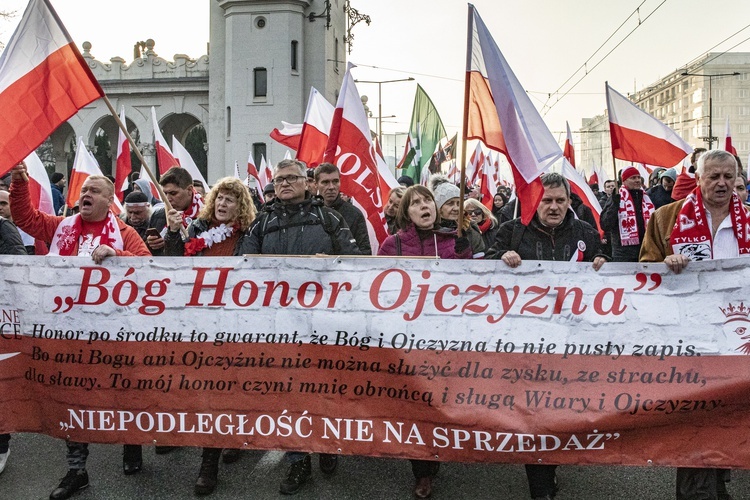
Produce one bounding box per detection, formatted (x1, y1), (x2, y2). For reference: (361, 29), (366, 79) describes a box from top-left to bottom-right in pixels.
(447, 159), (459, 183)
(296, 87), (335, 168)
(324, 64), (399, 248)
(67, 136), (102, 209)
(138, 165), (161, 202)
(172, 136), (208, 191)
(67, 137), (122, 215)
(0, 0), (104, 177)
(595, 164), (608, 191)
(588, 170), (599, 188)
(588, 165), (608, 192)
(258, 155), (272, 190)
(246, 152), (260, 188)
(606, 83), (693, 168)
(466, 6), (561, 224)
(151, 107), (179, 175)
(479, 151), (498, 210)
(561, 159), (603, 234)
(1, 256), (750, 468)
(23, 151), (55, 218)
(564, 121), (576, 168)
(635, 162), (652, 181)
(114, 107), (131, 202)
(466, 142), (485, 186)
(270, 121), (303, 151)
(22, 151), (55, 254)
